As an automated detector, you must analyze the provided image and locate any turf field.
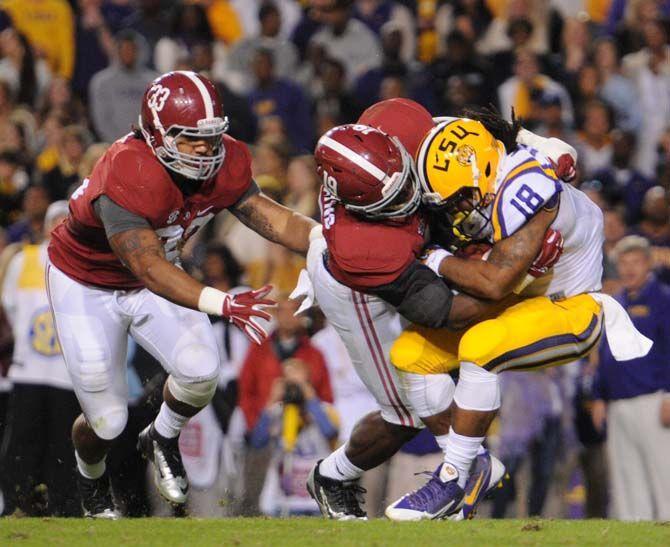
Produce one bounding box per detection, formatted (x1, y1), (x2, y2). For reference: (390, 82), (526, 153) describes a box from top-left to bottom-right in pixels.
(1, 518), (669, 546)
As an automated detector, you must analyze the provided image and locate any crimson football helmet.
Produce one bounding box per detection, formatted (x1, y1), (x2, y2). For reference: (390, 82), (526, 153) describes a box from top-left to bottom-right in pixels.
(315, 124), (420, 219)
(139, 71), (229, 181)
(358, 98), (435, 158)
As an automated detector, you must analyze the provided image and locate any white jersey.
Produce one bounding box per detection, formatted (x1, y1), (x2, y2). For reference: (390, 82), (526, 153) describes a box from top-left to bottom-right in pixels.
(490, 145), (604, 299)
(2, 243), (72, 390)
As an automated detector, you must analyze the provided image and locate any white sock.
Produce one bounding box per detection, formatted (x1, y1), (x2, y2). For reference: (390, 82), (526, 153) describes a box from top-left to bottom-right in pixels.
(154, 402), (191, 439)
(319, 444), (364, 481)
(444, 428), (484, 488)
(76, 451), (106, 480)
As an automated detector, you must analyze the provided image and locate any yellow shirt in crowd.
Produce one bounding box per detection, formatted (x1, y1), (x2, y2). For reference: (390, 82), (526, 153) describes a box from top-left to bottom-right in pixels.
(1, 0), (75, 79)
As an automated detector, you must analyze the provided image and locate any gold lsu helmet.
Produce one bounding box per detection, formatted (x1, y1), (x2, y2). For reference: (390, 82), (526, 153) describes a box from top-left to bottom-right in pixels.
(416, 118), (505, 243)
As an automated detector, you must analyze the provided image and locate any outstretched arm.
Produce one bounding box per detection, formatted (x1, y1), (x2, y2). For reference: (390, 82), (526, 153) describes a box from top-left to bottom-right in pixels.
(433, 207), (558, 300)
(232, 192), (318, 255)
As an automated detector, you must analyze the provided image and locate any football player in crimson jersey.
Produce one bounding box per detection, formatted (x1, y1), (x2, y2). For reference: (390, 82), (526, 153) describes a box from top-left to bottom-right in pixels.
(300, 103), (566, 520)
(46, 71), (317, 518)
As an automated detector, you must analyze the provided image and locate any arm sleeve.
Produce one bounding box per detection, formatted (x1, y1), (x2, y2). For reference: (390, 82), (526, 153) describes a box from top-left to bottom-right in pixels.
(93, 195), (151, 239)
(368, 260), (454, 328)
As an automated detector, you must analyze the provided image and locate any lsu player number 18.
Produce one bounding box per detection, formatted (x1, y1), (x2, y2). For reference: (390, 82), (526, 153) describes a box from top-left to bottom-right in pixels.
(384, 109), (653, 521)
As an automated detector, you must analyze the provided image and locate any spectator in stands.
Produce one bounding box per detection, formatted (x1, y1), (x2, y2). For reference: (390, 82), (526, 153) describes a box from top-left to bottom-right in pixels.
(591, 235), (670, 521)
(622, 19), (670, 177)
(89, 30), (157, 143)
(353, 0), (416, 64)
(254, 357), (339, 516)
(593, 130), (654, 225)
(38, 125), (90, 201)
(121, 0), (170, 57)
(310, 0), (382, 87)
(0, 201), (80, 516)
(239, 295), (333, 430)
(634, 186), (670, 284)
(5, 185), (50, 245)
(575, 100), (615, 179)
(2, 0), (75, 80)
(232, 0), (301, 41)
(154, 3), (214, 74)
(72, 0), (117, 100)
(314, 58), (360, 134)
(0, 81), (36, 160)
(284, 155), (320, 220)
(229, 1), (300, 93)
(38, 78), (88, 129)
(429, 29), (491, 113)
(0, 152), (28, 226)
(498, 49), (573, 126)
(0, 28), (51, 107)
(593, 38), (641, 134)
(238, 294), (332, 514)
(247, 48), (313, 152)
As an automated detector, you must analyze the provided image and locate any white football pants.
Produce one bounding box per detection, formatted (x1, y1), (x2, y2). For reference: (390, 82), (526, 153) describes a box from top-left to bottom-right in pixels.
(309, 249), (426, 428)
(46, 262), (220, 440)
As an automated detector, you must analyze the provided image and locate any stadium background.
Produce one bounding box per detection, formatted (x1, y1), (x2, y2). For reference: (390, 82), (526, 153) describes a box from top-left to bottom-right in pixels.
(0, 0), (669, 524)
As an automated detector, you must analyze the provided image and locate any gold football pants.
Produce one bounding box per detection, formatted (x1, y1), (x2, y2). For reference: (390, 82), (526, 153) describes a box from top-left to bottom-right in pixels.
(390, 294), (603, 374)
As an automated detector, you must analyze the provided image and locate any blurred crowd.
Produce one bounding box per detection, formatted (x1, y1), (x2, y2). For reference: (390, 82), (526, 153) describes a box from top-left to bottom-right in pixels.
(0, 0), (669, 521)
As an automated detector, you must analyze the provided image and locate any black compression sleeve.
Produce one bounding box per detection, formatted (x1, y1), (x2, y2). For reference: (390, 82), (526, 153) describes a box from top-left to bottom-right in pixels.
(93, 195), (150, 238)
(368, 261), (454, 328)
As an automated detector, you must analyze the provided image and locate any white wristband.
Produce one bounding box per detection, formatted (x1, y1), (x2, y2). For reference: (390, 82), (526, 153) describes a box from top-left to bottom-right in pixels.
(424, 248), (452, 277)
(198, 286), (228, 316)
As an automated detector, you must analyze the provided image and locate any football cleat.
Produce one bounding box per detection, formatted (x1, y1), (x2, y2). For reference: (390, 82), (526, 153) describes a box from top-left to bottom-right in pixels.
(137, 424), (189, 505)
(76, 471), (120, 520)
(306, 460), (368, 520)
(449, 451), (507, 521)
(385, 463), (464, 521)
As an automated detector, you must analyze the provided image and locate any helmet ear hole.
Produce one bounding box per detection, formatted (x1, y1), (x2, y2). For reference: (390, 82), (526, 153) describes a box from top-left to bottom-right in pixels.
(485, 162), (491, 178)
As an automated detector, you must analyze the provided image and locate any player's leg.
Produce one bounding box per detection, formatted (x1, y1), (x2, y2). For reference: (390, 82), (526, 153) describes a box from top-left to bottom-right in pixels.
(386, 325), (501, 520)
(306, 260), (423, 519)
(46, 263), (130, 519)
(128, 289), (220, 505)
(421, 295), (602, 516)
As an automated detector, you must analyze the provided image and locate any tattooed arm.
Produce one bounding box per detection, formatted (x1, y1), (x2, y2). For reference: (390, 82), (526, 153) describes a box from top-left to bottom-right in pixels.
(109, 228), (206, 309)
(435, 207), (557, 300)
(232, 192), (318, 255)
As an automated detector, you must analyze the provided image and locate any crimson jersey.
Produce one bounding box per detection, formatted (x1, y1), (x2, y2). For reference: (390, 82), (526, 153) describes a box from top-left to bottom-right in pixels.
(320, 189), (427, 291)
(49, 134), (253, 289)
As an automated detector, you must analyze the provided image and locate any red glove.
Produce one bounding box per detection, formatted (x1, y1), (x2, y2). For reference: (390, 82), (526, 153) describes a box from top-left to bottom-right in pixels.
(528, 229), (564, 277)
(550, 154), (576, 182)
(222, 285), (275, 345)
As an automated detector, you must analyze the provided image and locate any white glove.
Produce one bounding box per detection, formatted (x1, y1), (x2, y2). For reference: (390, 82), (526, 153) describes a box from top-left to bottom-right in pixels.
(422, 247), (453, 277)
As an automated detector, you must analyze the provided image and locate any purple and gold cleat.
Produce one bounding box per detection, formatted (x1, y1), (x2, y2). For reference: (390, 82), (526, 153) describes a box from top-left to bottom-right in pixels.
(385, 463), (464, 521)
(450, 451), (507, 521)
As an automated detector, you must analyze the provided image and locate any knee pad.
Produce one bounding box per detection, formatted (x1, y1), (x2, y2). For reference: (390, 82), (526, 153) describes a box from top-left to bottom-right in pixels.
(454, 361), (500, 412)
(401, 372), (455, 418)
(459, 319), (508, 367)
(173, 343), (219, 382)
(88, 406), (128, 441)
(167, 375), (217, 408)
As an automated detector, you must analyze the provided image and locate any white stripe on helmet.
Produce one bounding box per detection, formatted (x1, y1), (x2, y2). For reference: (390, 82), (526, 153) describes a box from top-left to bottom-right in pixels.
(180, 70), (214, 119)
(319, 135), (386, 181)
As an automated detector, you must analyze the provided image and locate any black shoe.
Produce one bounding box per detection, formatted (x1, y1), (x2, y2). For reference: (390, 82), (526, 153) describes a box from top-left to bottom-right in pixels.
(76, 471), (120, 519)
(306, 460), (367, 520)
(137, 424), (188, 505)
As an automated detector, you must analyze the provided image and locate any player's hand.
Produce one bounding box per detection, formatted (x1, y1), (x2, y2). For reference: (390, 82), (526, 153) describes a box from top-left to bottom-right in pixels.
(528, 229), (564, 277)
(222, 285), (275, 345)
(550, 153), (576, 182)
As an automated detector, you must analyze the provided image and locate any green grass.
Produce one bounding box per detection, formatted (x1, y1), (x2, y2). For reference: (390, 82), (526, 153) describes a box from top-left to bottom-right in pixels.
(1, 518), (670, 546)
